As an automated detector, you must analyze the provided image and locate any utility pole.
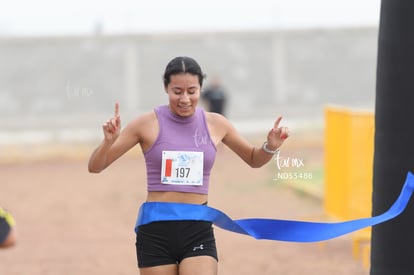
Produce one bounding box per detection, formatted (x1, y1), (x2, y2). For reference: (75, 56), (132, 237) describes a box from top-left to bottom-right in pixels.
(371, 1), (414, 274)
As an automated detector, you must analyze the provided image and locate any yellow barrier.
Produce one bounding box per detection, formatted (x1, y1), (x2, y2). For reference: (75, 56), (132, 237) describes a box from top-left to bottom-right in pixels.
(324, 106), (374, 219)
(324, 106), (374, 269)
(324, 107), (352, 219)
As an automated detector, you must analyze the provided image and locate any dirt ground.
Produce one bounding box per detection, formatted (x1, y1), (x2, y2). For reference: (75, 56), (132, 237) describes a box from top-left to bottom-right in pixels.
(0, 131), (369, 275)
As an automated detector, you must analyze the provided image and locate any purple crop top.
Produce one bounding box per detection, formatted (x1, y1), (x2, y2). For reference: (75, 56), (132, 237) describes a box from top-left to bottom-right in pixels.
(144, 105), (217, 194)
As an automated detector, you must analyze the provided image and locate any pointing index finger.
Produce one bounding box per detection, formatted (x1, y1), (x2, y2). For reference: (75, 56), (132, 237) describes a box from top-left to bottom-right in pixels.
(273, 115), (283, 129)
(114, 102), (120, 117)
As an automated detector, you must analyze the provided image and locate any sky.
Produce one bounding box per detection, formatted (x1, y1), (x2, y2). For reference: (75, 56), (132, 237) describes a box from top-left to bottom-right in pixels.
(0, 0), (381, 36)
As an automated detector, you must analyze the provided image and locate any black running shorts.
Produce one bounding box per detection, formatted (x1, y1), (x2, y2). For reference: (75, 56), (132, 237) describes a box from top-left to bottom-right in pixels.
(136, 220), (218, 268)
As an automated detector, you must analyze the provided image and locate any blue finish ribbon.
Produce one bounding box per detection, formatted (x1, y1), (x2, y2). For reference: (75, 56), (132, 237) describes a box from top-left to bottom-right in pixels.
(135, 172), (414, 242)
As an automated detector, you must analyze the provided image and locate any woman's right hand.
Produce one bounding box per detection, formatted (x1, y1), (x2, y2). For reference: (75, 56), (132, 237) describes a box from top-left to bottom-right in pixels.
(102, 102), (121, 142)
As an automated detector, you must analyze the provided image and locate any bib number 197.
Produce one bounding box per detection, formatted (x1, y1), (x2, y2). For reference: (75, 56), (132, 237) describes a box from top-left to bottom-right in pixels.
(161, 151), (204, 186)
(176, 167), (190, 178)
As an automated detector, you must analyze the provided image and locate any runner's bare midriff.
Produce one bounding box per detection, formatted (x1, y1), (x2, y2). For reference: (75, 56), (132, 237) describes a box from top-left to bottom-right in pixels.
(146, 191), (208, 204)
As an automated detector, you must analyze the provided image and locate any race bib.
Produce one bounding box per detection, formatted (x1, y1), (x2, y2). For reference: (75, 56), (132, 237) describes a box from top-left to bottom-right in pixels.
(161, 151), (204, 186)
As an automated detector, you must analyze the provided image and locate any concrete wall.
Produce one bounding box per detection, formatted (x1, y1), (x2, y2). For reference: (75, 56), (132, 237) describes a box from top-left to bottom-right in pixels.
(0, 28), (378, 141)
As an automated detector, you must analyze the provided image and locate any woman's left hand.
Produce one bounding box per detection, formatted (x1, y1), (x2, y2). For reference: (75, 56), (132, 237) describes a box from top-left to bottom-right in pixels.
(266, 116), (289, 150)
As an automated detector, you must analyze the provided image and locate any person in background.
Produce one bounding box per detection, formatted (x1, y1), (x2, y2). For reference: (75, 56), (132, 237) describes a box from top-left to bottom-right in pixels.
(88, 56), (289, 275)
(201, 75), (227, 116)
(0, 207), (16, 249)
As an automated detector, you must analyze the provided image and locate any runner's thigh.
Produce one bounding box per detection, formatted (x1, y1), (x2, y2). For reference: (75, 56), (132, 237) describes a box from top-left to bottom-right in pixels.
(179, 256), (218, 275)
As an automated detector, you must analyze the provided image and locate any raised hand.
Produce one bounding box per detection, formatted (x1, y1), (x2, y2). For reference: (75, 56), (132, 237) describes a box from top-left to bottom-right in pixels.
(266, 116), (289, 150)
(102, 102), (121, 142)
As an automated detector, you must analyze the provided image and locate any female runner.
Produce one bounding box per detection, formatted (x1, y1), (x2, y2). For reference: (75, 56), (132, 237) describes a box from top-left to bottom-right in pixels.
(88, 56), (289, 275)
